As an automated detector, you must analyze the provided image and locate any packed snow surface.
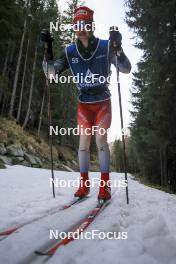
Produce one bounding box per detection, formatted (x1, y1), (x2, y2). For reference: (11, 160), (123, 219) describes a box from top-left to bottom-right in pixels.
(0, 165), (176, 264)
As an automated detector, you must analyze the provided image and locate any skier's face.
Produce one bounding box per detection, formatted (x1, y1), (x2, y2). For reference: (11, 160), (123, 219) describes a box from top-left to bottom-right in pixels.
(74, 21), (92, 41)
(75, 30), (90, 41)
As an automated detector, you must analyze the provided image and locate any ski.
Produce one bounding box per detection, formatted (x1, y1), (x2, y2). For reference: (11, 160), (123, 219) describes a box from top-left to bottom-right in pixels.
(0, 196), (89, 237)
(35, 198), (111, 256)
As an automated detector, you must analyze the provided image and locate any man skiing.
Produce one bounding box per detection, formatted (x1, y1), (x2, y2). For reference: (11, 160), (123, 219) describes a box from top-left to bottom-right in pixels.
(41, 6), (131, 201)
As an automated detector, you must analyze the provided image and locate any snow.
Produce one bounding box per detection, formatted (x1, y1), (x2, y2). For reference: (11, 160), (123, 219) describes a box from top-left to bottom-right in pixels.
(0, 165), (176, 264)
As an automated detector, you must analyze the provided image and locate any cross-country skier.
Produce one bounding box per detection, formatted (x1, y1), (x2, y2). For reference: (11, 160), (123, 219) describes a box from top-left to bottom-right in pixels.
(41, 6), (131, 201)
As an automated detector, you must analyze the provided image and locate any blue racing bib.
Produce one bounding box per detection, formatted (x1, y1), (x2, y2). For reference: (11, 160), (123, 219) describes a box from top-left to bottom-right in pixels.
(65, 39), (111, 102)
(65, 39), (111, 89)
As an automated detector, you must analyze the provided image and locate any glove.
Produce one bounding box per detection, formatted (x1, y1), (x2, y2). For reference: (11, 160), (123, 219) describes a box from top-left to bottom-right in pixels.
(109, 26), (122, 54)
(40, 29), (54, 60)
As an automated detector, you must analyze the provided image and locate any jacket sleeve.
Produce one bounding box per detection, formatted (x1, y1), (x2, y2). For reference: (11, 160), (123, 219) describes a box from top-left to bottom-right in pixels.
(42, 49), (69, 78)
(110, 48), (131, 74)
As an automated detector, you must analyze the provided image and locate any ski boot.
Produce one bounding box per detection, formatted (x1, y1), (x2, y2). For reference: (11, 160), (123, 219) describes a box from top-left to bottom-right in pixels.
(74, 172), (90, 198)
(98, 172), (111, 201)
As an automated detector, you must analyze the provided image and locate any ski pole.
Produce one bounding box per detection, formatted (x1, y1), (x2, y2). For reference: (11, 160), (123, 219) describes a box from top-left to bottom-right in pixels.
(44, 43), (55, 198)
(115, 56), (129, 204)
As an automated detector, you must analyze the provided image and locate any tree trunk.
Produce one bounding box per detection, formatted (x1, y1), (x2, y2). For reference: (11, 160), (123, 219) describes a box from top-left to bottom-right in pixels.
(23, 43), (38, 129)
(1, 95), (7, 115)
(8, 12), (28, 118)
(0, 42), (10, 104)
(16, 37), (30, 123)
(160, 146), (164, 186)
(8, 44), (15, 69)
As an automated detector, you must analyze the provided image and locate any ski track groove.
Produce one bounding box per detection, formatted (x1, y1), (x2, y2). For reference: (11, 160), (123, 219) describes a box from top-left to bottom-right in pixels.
(0, 196), (90, 239)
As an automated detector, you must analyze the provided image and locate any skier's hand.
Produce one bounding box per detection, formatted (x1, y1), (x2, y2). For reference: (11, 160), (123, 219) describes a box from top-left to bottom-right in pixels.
(40, 29), (53, 45)
(109, 26), (122, 54)
(40, 29), (54, 60)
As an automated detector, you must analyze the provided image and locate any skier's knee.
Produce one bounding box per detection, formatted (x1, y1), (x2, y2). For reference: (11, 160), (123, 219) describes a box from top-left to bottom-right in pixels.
(96, 133), (107, 146)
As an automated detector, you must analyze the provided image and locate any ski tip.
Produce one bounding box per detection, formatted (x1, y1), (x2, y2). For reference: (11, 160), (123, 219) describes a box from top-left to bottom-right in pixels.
(62, 205), (70, 209)
(0, 227), (19, 236)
